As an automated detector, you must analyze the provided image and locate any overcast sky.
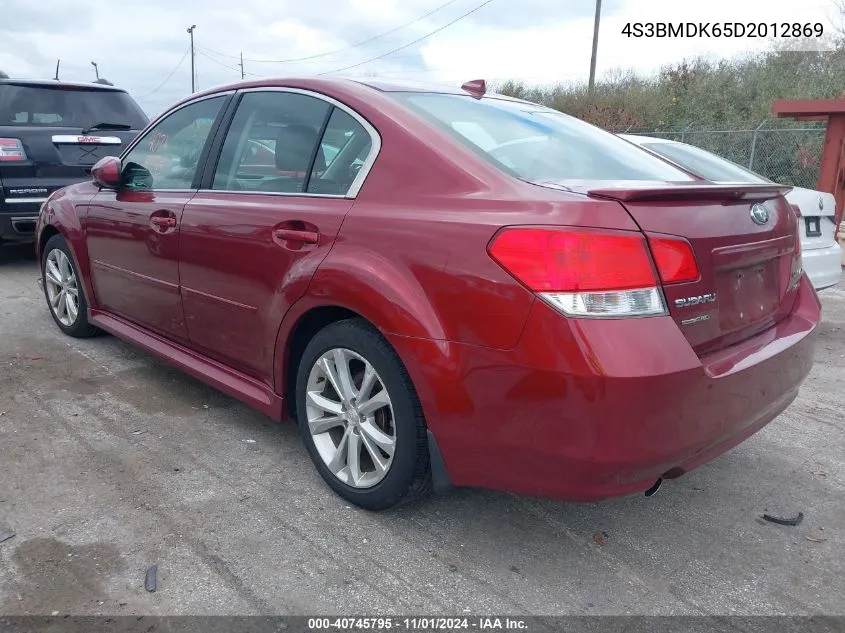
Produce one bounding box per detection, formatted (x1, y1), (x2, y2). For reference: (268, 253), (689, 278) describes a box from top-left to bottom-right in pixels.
(1, 0), (840, 116)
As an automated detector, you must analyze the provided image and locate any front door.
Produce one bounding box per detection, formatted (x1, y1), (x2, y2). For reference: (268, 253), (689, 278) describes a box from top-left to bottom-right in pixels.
(84, 96), (227, 341)
(179, 90), (376, 382)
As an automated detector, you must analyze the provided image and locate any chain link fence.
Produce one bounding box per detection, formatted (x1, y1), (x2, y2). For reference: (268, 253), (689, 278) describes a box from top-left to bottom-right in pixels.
(618, 123), (827, 189)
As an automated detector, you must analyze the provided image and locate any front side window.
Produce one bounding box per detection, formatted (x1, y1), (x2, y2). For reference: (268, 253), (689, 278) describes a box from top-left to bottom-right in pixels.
(212, 91), (330, 193)
(640, 141), (768, 184)
(391, 92), (694, 183)
(120, 96), (225, 191)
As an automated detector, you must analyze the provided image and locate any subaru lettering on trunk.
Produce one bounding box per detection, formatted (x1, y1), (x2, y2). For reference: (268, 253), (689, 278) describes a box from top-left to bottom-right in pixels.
(675, 293), (717, 308)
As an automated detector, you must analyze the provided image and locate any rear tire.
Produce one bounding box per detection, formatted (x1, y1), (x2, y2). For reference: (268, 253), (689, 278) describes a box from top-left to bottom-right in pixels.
(295, 318), (431, 510)
(41, 234), (100, 338)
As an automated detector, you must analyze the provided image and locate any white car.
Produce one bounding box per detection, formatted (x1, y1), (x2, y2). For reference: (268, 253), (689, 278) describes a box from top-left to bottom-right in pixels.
(622, 134), (842, 291)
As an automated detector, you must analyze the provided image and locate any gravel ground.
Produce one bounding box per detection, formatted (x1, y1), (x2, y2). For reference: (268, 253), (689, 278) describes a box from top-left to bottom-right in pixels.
(0, 241), (843, 616)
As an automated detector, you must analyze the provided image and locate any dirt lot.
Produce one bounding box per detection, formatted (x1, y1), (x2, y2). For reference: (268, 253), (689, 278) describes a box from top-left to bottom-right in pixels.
(0, 241), (843, 616)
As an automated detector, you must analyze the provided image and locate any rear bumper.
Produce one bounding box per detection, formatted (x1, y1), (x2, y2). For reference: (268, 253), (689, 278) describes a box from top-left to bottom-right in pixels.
(390, 275), (820, 501)
(802, 242), (842, 290)
(1, 199), (47, 240)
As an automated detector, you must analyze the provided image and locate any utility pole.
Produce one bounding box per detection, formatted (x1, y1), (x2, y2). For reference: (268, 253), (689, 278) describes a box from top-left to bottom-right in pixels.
(91, 61), (99, 80)
(239, 52), (245, 80)
(187, 25), (197, 92)
(588, 0), (602, 92)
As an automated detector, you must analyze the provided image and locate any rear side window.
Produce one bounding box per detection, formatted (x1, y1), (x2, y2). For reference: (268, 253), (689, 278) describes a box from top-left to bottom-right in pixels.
(391, 92), (693, 183)
(0, 84), (147, 129)
(212, 91), (330, 193)
(640, 141), (768, 184)
(211, 91), (374, 196)
(308, 108), (372, 195)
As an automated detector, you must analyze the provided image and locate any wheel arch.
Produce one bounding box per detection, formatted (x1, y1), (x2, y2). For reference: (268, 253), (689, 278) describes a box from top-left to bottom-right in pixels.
(275, 300), (453, 493)
(274, 294), (441, 427)
(274, 247), (448, 414)
(278, 304), (362, 422)
(37, 224), (61, 260)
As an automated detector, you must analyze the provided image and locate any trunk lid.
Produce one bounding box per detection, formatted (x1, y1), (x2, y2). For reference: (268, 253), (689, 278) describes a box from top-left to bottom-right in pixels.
(574, 181), (802, 355)
(786, 187), (838, 251)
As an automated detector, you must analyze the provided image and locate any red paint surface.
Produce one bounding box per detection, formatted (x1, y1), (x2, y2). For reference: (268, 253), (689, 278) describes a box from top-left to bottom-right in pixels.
(35, 78), (820, 501)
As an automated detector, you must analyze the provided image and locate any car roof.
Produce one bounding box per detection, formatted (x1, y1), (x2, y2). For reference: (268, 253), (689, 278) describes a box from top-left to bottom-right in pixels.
(349, 77), (469, 94)
(0, 78), (126, 92)
(178, 76), (537, 108)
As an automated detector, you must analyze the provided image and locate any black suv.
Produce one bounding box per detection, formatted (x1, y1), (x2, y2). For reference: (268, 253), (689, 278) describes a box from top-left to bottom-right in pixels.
(0, 74), (148, 241)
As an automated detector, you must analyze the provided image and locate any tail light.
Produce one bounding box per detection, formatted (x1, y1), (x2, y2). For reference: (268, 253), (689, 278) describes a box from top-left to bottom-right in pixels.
(648, 236), (699, 284)
(488, 228), (671, 318)
(788, 206), (803, 290)
(0, 138), (27, 162)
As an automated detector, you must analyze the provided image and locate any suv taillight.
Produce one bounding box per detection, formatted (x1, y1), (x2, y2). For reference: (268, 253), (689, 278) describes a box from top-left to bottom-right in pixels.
(0, 138), (27, 161)
(488, 228), (682, 318)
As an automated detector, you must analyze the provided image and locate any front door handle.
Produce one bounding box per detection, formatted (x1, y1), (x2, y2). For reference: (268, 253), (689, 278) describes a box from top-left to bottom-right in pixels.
(273, 228), (319, 244)
(151, 216), (177, 228)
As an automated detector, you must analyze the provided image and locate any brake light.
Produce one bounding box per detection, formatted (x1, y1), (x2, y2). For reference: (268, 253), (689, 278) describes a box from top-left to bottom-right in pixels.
(789, 203), (802, 219)
(488, 228), (667, 318)
(788, 208), (803, 290)
(0, 138), (27, 161)
(648, 236), (699, 284)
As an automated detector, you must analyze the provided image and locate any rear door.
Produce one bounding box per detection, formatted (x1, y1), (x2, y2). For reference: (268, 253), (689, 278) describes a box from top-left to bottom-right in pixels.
(178, 89), (376, 382)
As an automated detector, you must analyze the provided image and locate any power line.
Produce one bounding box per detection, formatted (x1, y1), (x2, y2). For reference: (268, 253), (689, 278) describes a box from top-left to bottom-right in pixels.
(195, 48), (259, 76)
(198, 0), (464, 64)
(319, 0), (496, 75)
(197, 46), (429, 66)
(139, 47), (190, 98)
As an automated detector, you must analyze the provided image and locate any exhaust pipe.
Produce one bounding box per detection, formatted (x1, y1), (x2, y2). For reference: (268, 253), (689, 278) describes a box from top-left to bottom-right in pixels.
(644, 477), (663, 498)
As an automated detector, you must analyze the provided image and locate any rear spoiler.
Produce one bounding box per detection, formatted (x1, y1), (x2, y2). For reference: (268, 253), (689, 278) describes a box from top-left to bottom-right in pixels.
(537, 180), (793, 202)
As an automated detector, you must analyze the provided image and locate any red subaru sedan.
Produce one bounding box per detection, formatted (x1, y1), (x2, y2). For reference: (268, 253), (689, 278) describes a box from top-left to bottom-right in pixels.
(35, 77), (820, 510)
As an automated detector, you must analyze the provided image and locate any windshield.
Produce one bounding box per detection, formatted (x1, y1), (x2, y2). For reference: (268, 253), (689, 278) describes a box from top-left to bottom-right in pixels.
(639, 140), (768, 184)
(390, 92), (693, 183)
(0, 84), (148, 129)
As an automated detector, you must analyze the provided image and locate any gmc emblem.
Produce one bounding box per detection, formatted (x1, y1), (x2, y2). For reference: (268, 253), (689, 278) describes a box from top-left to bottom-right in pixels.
(675, 293), (716, 308)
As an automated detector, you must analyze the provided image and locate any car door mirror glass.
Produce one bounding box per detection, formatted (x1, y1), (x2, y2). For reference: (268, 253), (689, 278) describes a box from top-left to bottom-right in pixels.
(122, 161), (154, 190)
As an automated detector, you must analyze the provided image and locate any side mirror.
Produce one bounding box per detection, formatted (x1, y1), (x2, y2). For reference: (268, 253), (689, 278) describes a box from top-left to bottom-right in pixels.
(91, 156), (123, 189)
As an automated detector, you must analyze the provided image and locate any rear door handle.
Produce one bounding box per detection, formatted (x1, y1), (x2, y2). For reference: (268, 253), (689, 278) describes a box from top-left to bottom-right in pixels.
(151, 216), (177, 228)
(273, 228), (319, 244)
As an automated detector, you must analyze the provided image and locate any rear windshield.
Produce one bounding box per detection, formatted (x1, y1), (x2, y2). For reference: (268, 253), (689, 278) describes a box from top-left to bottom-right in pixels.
(639, 140), (769, 184)
(0, 84), (148, 129)
(390, 92), (693, 183)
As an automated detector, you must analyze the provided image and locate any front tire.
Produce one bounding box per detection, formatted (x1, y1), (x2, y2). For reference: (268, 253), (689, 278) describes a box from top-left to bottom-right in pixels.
(41, 234), (99, 338)
(295, 318), (431, 510)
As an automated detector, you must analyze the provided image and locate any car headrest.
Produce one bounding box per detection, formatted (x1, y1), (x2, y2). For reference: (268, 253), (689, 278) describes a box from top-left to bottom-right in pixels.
(274, 124), (324, 173)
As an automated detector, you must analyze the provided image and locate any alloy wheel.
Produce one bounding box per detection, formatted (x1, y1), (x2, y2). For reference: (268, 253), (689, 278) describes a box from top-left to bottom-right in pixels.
(305, 348), (396, 488)
(44, 248), (80, 327)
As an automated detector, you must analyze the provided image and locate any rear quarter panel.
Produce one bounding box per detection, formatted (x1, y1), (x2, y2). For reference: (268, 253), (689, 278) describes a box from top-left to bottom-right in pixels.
(298, 81), (643, 350)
